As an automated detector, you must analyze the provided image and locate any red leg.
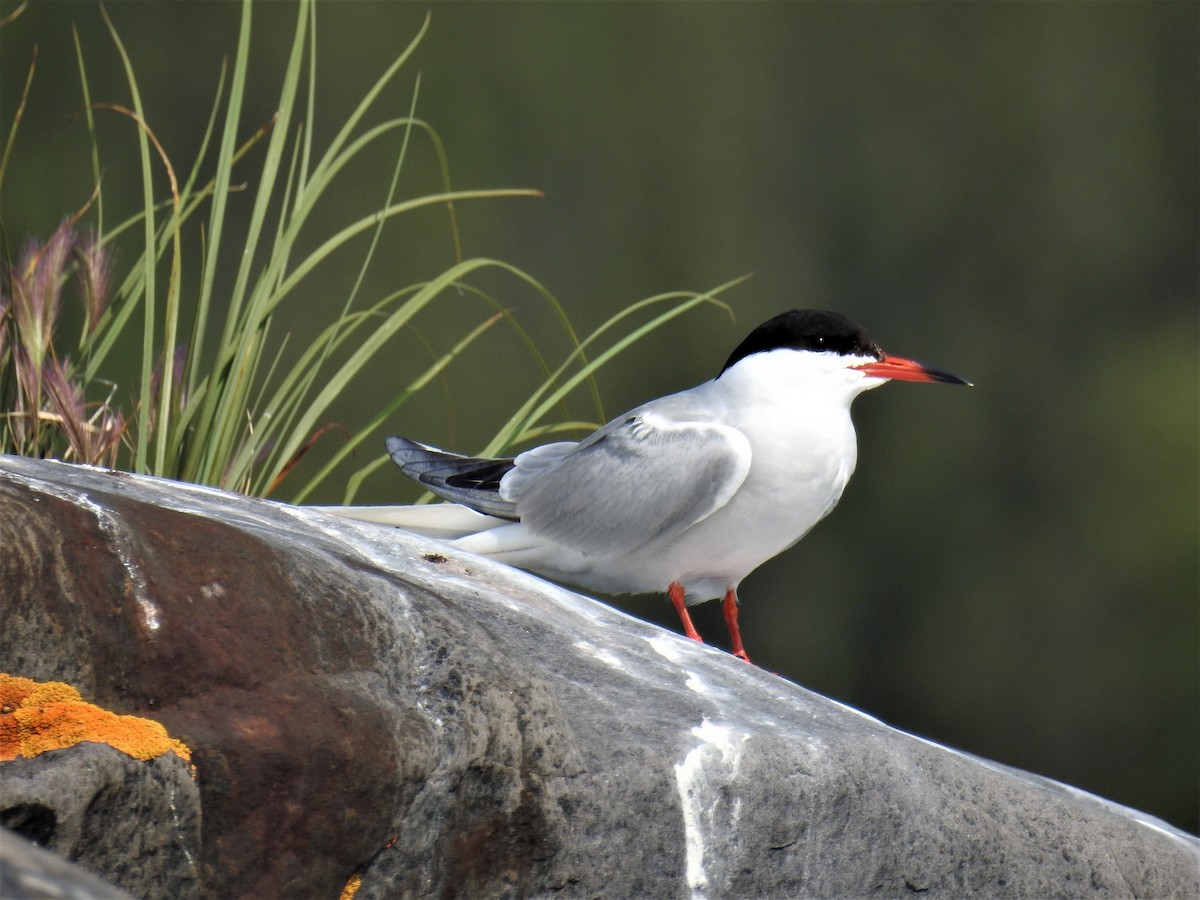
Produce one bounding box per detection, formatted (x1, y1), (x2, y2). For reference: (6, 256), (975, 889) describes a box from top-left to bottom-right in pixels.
(722, 589), (751, 663)
(667, 581), (704, 643)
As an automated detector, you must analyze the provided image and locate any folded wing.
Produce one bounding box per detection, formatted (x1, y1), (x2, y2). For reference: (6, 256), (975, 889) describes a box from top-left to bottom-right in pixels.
(508, 410), (752, 558)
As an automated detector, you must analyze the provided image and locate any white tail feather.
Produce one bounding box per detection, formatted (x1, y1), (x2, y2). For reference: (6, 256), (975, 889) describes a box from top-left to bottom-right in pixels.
(314, 503), (506, 540)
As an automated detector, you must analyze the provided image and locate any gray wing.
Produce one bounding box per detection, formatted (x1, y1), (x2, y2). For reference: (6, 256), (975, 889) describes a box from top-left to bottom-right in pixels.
(504, 406), (752, 558)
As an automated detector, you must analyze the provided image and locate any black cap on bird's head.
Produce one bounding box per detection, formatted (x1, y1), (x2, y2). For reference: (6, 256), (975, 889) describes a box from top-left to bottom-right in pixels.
(719, 309), (971, 386)
(719, 310), (880, 374)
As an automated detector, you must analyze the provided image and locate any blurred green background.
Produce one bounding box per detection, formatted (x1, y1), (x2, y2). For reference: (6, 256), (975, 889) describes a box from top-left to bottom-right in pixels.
(2, 2), (1196, 833)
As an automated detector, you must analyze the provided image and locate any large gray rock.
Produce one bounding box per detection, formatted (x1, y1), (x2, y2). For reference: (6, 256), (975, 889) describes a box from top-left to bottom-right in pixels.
(0, 743), (199, 898)
(0, 455), (1195, 898)
(0, 826), (137, 899)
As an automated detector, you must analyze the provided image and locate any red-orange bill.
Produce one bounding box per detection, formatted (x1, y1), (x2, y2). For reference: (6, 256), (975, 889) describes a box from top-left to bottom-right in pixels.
(854, 354), (972, 386)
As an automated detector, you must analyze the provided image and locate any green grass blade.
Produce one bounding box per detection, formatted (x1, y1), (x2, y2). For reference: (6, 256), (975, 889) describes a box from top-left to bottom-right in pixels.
(263, 87), (423, 466)
(0, 43), (35, 197)
(266, 190), (541, 318)
(307, 12), (430, 197)
(481, 279), (744, 456)
(288, 311), (505, 504)
(249, 259), (513, 492)
(342, 454), (394, 506)
(99, 5), (158, 473)
(71, 25), (102, 237)
(194, 0), (309, 485)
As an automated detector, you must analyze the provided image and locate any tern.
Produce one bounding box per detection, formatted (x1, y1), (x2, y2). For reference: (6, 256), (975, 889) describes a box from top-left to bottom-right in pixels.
(327, 309), (970, 662)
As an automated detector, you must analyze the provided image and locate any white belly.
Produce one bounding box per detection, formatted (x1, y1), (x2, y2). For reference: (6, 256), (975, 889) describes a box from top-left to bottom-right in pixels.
(512, 409), (859, 602)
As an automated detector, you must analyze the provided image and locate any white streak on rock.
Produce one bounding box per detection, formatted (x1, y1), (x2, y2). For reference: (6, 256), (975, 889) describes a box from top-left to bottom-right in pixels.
(674, 718), (750, 899)
(647, 634), (688, 663)
(10, 473), (160, 632)
(80, 494), (160, 633)
(573, 640), (625, 672)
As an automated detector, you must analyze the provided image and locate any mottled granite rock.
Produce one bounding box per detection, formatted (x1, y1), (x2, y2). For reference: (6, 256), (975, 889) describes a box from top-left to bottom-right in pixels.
(0, 455), (1196, 898)
(0, 743), (199, 898)
(0, 826), (137, 899)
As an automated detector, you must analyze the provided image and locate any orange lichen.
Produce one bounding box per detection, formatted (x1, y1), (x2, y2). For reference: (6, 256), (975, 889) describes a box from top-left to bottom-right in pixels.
(0, 673), (191, 763)
(25, 680), (85, 705)
(0, 674), (47, 710)
(339, 873), (363, 900)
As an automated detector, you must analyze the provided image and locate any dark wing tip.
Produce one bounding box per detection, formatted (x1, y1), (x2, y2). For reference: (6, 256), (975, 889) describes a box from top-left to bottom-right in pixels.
(384, 435), (519, 520)
(386, 435), (441, 465)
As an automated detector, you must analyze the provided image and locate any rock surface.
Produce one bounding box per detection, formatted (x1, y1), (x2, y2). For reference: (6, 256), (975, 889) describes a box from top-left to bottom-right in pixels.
(1, 826), (137, 899)
(0, 455), (1196, 898)
(0, 743), (199, 897)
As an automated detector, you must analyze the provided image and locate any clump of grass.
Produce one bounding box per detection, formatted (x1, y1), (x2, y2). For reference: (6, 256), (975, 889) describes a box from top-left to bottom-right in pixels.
(0, 219), (126, 467)
(0, 1), (738, 502)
